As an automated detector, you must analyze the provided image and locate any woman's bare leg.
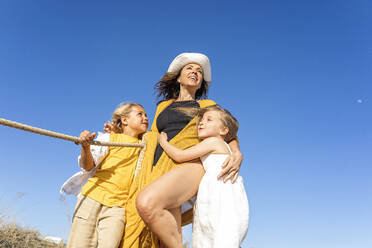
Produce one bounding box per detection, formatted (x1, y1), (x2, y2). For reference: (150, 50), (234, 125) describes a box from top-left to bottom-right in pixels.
(136, 162), (204, 248)
(159, 207), (181, 248)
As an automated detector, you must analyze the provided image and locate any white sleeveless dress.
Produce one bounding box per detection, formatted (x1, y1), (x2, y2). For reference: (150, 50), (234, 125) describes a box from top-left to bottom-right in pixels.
(192, 144), (249, 248)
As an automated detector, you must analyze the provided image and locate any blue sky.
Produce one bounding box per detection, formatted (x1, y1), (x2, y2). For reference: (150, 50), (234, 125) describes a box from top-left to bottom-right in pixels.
(0, 1), (371, 247)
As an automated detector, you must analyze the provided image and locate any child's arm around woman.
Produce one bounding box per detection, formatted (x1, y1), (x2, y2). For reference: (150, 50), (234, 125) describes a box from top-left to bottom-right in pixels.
(159, 133), (227, 163)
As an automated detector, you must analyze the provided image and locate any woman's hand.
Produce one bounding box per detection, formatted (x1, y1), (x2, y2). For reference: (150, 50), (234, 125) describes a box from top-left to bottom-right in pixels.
(77, 130), (96, 148)
(217, 150), (243, 183)
(158, 132), (168, 147)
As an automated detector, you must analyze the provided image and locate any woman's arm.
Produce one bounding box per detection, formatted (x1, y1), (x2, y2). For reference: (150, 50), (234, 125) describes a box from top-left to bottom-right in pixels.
(78, 130), (96, 171)
(158, 132), (216, 163)
(218, 138), (243, 183)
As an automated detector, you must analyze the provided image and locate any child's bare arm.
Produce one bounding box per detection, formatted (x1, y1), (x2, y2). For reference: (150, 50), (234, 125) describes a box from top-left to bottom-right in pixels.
(78, 130), (96, 171)
(158, 132), (216, 163)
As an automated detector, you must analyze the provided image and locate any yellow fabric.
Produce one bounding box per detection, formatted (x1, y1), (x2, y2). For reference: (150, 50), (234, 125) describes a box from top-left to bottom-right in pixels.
(82, 133), (141, 208)
(121, 99), (216, 248)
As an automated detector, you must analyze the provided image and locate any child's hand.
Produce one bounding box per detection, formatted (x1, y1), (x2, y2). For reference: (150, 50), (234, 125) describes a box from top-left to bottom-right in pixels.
(103, 122), (121, 133)
(103, 122), (114, 133)
(158, 132), (168, 146)
(78, 130), (96, 148)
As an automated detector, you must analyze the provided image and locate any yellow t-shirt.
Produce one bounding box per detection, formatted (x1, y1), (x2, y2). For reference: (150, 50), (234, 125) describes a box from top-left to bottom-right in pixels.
(81, 133), (141, 207)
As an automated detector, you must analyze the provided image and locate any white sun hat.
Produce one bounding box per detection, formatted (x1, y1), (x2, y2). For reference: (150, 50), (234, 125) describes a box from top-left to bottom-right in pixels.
(167, 53), (212, 83)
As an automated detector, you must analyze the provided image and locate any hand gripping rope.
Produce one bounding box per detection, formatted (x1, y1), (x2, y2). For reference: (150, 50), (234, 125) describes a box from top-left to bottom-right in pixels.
(1, 116), (147, 224)
(0, 117), (147, 180)
(0, 118), (145, 148)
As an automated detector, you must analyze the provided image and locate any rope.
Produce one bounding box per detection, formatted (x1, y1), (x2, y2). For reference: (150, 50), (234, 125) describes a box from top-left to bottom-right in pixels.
(0, 118), (145, 148)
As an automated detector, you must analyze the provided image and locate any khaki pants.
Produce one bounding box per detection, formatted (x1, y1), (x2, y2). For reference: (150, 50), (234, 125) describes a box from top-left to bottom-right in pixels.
(67, 195), (126, 248)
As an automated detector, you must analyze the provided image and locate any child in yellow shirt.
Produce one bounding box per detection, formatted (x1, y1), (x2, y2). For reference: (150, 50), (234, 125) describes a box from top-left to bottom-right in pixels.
(62, 102), (148, 248)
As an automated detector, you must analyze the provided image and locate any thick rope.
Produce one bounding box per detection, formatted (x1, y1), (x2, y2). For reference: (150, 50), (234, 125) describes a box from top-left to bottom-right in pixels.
(0, 118), (145, 148)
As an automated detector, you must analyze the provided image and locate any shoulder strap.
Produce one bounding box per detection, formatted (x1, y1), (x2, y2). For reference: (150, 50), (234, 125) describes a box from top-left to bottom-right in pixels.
(224, 142), (232, 155)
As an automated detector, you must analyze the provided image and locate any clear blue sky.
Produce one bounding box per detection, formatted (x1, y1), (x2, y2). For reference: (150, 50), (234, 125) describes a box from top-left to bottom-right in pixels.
(0, 1), (371, 247)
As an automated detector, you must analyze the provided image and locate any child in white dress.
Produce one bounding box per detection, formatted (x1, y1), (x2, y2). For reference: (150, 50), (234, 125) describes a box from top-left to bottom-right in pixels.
(158, 105), (249, 248)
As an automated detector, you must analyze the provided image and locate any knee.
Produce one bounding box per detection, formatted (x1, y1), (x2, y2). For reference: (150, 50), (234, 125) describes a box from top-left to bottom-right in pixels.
(136, 191), (158, 223)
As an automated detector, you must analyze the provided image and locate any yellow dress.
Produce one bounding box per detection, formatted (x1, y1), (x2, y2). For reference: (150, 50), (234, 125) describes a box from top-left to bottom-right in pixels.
(121, 99), (216, 248)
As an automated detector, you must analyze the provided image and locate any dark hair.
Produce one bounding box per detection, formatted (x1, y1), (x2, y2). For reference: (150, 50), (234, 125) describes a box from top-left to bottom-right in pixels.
(155, 71), (209, 101)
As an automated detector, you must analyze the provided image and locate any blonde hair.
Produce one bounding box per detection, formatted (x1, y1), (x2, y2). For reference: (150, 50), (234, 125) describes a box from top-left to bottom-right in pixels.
(111, 102), (144, 133)
(197, 105), (239, 142)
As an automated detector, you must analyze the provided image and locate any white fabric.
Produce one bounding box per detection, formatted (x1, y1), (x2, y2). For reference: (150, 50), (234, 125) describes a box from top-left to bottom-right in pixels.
(167, 53), (212, 83)
(60, 132), (110, 196)
(192, 144), (249, 248)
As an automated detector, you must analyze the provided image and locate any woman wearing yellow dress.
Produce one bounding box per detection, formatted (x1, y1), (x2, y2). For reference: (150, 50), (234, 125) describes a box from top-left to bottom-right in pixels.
(121, 53), (243, 248)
